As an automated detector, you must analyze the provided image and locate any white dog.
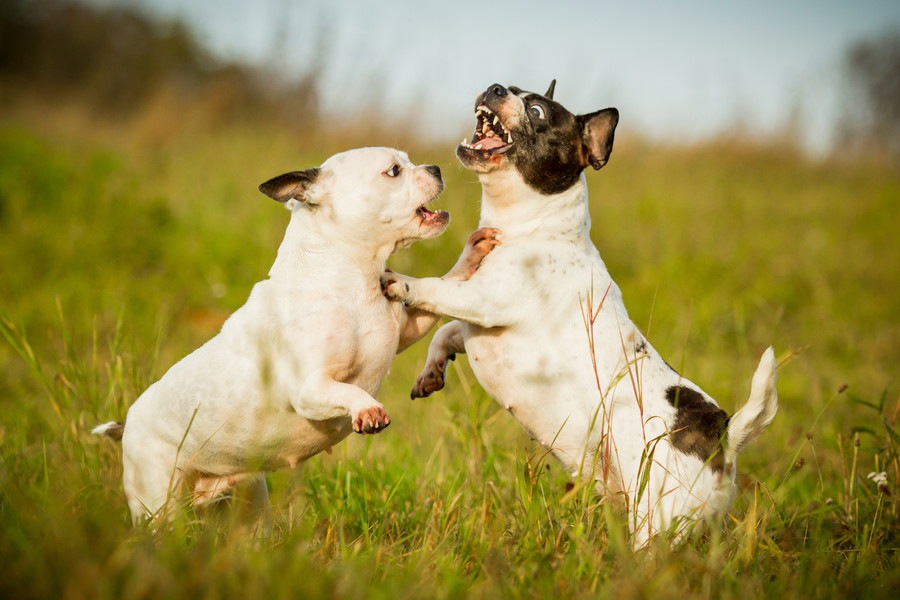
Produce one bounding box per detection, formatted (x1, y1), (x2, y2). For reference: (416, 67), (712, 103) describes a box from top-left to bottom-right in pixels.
(383, 83), (778, 546)
(94, 147), (497, 529)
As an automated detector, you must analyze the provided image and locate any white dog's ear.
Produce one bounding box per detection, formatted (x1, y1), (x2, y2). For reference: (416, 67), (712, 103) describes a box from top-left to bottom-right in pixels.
(579, 108), (619, 170)
(258, 168), (321, 205)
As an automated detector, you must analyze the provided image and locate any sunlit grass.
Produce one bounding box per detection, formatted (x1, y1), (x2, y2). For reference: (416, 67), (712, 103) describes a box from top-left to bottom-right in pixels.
(1, 112), (898, 598)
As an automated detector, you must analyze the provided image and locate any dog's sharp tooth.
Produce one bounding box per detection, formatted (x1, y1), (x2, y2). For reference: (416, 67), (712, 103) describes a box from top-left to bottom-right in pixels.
(493, 116), (500, 126)
(486, 130), (494, 137)
(474, 143), (483, 150)
(462, 137), (468, 147)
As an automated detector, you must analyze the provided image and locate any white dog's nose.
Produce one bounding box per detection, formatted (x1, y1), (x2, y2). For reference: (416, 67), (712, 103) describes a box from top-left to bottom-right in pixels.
(424, 164), (442, 182)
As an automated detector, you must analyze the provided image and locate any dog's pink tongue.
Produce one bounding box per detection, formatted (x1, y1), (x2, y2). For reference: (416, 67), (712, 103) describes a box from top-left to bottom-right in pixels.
(476, 136), (506, 150)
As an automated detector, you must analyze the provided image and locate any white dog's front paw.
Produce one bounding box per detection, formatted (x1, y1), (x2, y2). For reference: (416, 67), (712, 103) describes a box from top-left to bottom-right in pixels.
(352, 403), (391, 434)
(380, 271), (412, 302)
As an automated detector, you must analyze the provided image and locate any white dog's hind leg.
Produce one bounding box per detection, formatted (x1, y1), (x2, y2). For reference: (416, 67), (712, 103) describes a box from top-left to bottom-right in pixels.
(411, 320), (466, 398)
(245, 476), (272, 539)
(122, 437), (183, 525)
(193, 474), (273, 538)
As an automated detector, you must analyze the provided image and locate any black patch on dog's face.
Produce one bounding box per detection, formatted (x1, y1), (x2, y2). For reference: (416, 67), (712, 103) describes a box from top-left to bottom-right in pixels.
(665, 386), (729, 472)
(507, 92), (590, 195)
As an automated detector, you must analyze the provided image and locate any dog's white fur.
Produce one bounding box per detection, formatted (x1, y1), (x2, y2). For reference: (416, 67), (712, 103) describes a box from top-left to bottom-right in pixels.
(94, 147), (457, 528)
(384, 96), (778, 546)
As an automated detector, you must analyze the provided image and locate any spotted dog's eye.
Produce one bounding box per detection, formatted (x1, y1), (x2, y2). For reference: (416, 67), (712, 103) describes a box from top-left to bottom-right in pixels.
(529, 104), (546, 120)
(385, 164), (402, 177)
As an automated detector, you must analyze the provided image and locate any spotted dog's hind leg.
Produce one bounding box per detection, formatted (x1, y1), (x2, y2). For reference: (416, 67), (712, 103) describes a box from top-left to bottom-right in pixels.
(411, 320), (466, 398)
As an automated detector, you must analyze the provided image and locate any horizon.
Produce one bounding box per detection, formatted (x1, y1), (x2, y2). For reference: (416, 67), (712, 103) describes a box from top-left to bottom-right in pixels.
(91, 0), (900, 156)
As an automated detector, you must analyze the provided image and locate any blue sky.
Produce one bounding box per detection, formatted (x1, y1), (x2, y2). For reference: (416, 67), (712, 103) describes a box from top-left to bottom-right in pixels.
(102, 0), (900, 153)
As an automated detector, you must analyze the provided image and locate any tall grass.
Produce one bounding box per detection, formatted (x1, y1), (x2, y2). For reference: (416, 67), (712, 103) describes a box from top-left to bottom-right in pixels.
(1, 106), (898, 598)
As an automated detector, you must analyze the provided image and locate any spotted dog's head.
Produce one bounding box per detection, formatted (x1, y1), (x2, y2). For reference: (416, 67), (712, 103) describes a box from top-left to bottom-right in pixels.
(457, 81), (619, 195)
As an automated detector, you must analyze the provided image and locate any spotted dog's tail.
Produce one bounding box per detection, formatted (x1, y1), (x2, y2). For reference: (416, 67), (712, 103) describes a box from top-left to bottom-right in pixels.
(91, 421), (125, 442)
(725, 347), (778, 464)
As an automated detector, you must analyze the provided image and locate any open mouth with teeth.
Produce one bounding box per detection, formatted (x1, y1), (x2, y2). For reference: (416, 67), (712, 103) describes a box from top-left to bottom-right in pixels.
(460, 105), (513, 154)
(416, 203), (449, 227)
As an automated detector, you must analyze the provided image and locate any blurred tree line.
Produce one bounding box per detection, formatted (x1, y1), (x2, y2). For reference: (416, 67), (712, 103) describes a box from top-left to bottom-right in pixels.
(0, 0), (320, 132)
(839, 29), (900, 162)
(0, 0), (897, 161)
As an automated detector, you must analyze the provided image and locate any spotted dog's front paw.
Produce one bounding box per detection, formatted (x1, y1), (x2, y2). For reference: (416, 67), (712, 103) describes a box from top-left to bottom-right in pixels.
(380, 270), (412, 302)
(448, 227), (502, 280)
(466, 227), (502, 259)
(352, 403), (391, 434)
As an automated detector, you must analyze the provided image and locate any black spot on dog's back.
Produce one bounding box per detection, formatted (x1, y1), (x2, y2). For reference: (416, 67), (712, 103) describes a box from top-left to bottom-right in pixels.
(666, 386), (729, 472)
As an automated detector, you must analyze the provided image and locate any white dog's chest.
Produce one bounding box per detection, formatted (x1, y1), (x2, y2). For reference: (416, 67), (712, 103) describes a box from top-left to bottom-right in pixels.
(330, 300), (402, 393)
(254, 284), (401, 392)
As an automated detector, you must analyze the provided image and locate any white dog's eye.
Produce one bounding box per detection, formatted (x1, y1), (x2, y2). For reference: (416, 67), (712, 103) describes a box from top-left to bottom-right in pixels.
(385, 164), (402, 177)
(529, 104), (546, 120)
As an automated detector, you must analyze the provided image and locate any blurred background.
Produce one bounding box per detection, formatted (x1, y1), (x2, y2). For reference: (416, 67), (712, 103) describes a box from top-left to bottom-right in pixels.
(2, 0), (899, 157)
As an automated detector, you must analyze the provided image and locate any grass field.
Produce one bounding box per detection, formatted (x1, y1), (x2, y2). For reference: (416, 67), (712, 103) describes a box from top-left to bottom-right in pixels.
(1, 105), (898, 598)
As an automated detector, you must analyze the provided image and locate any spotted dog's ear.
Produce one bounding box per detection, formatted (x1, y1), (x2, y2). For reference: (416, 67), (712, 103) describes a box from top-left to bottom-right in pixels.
(579, 108), (619, 170)
(544, 79), (557, 100)
(258, 168), (321, 204)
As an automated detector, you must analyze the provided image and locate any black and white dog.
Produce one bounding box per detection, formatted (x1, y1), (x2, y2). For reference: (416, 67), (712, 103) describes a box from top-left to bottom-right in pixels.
(383, 82), (778, 545)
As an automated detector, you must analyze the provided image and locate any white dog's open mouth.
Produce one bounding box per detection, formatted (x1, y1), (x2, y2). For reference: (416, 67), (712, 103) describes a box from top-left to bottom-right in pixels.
(460, 105), (513, 155)
(417, 204), (449, 227)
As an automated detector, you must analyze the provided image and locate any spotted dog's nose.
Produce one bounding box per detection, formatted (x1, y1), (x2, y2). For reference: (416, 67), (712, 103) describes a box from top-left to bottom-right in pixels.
(487, 83), (508, 98)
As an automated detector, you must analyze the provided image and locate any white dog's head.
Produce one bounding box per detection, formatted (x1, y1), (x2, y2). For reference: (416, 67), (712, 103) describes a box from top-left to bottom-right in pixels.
(258, 147), (449, 254)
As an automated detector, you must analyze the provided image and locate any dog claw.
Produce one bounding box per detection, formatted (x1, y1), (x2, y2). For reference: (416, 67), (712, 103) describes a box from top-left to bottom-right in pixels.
(353, 405), (391, 435)
(441, 227), (502, 282)
(458, 227), (501, 276)
(468, 227), (501, 247)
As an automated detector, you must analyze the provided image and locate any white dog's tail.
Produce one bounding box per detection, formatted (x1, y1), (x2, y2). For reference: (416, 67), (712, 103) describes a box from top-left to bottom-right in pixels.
(91, 421), (125, 442)
(725, 347), (778, 464)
